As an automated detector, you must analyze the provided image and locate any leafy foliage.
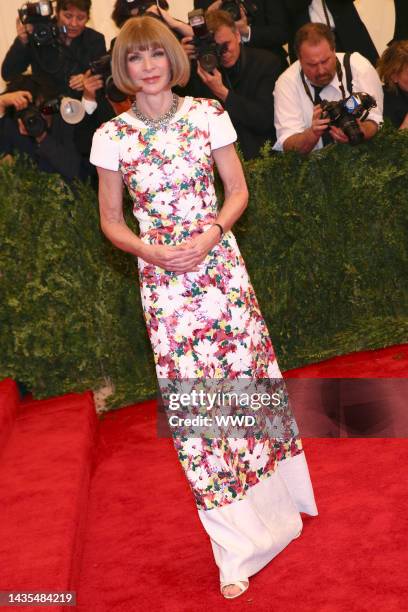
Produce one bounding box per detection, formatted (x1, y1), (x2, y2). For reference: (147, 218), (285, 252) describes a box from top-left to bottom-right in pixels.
(234, 125), (408, 368)
(1, 125), (407, 409)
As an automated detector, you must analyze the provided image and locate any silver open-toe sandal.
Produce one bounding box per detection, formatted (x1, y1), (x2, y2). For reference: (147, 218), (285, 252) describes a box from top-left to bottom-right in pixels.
(220, 580), (249, 599)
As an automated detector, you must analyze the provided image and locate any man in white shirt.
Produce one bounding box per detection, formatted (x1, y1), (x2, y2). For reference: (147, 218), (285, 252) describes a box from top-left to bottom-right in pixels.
(273, 22), (383, 153)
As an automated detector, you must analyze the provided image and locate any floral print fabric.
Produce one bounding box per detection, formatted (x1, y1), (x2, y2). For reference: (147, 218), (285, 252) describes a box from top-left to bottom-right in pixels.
(91, 97), (303, 511)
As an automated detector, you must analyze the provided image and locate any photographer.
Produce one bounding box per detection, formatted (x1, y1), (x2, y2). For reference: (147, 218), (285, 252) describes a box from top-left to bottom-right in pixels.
(0, 74), (93, 181)
(71, 67), (116, 159)
(378, 40), (408, 130)
(182, 9), (283, 160)
(0, 90), (33, 159)
(195, 0), (289, 70)
(273, 23), (383, 153)
(111, 1), (193, 43)
(1, 0), (106, 99)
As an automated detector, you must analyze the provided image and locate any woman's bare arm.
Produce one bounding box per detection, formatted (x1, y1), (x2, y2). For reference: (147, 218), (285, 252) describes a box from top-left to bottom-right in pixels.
(97, 144), (248, 272)
(212, 143), (249, 232)
(97, 166), (145, 256)
(182, 143), (249, 260)
(97, 166), (207, 272)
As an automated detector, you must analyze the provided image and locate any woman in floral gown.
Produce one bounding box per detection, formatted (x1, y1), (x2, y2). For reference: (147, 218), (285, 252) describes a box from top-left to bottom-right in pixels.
(90, 15), (317, 599)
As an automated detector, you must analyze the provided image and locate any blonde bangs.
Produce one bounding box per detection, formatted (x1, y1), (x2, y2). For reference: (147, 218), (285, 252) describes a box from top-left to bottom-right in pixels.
(112, 16), (190, 95)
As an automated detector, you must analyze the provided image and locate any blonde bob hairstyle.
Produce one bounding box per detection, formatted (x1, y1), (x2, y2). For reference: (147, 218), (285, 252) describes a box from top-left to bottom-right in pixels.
(112, 16), (190, 95)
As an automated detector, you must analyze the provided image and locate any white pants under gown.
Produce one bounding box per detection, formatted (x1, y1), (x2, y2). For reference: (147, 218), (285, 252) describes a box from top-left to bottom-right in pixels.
(198, 451), (318, 584)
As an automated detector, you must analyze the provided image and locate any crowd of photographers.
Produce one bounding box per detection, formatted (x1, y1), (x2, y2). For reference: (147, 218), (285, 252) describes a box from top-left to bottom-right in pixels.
(0, 0), (407, 183)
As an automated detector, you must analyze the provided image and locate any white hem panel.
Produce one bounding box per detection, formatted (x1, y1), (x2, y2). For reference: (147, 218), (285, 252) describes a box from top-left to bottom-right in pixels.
(198, 451), (318, 584)
(278, 451), (319, 516)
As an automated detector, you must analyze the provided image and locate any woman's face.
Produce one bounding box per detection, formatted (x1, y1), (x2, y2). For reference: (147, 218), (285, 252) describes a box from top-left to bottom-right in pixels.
(392, 64), (408, 93)
(126, 46), (171, 94)
(57, 4), (89, 40)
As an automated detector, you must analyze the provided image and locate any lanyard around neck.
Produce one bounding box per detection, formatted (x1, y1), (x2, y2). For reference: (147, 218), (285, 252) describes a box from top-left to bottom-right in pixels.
(322, 0), (331, 28)
(300, 57), (347, 104)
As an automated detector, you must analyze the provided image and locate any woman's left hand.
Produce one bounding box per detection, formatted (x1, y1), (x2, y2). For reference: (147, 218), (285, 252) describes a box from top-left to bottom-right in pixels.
(179, 226), (221, 271)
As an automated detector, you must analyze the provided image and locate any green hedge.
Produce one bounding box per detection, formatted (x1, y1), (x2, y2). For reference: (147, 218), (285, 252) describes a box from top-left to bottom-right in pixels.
(1, 125), (407, 409)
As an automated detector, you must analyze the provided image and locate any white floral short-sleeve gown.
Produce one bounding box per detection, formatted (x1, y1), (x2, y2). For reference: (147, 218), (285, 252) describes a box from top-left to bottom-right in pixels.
(90, 96), (318, 585)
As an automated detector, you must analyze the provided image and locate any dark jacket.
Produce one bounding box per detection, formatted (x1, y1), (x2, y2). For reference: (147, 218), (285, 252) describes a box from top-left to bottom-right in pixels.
(74, 95), (115, 159)
(194, 0), (290, 69)
(1, 27), (106, 99)
(0, 113), (93, 181)
(184, 46), (282, 160)
(392, 0), (408, 42)
(383, 86), (408, 129)
(285, 0), (378, 66)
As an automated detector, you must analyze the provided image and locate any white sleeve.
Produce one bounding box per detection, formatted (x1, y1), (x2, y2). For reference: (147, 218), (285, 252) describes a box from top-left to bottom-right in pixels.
(273, 71), (312, 151)
(351, 53), (384, 126)
(81, 96), (98, 115)
(205, 99), (237, 150)
(89, 121), (120, 171)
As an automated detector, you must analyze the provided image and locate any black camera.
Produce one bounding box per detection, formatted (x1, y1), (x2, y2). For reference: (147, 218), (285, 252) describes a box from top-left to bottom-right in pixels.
(89, 55), (127, 103)
(188, 9), (227, 73)
(16, 99), (59, 137)
(220, 0), (257, 22)
(15, 96), (85, 134)
(18, 1), (60, 47)
(124, 0), (168, 16)
(15, 95), (87, 135)
(320, 92), (377, 145)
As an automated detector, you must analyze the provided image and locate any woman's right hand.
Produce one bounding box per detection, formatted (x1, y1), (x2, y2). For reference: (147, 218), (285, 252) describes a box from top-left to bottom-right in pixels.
(16, 17), (33, 45)
(140, 242), (206, 274)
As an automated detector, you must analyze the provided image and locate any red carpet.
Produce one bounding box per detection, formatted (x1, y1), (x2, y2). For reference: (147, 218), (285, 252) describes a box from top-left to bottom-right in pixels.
(77, 408), (408, 612)
(77, 344), (408, 612)
(285, 343), (408, 378)
(0, 344), (407, 611)
(0, 382), (97, 612)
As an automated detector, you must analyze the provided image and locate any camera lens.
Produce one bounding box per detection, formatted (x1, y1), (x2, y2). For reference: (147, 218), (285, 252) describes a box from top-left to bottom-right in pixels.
(20, 106), (48, 138)
(199, 52), (218, 73)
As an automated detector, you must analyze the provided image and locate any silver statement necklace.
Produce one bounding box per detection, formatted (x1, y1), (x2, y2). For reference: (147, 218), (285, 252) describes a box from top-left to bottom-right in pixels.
(131, 93), (179, 129)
